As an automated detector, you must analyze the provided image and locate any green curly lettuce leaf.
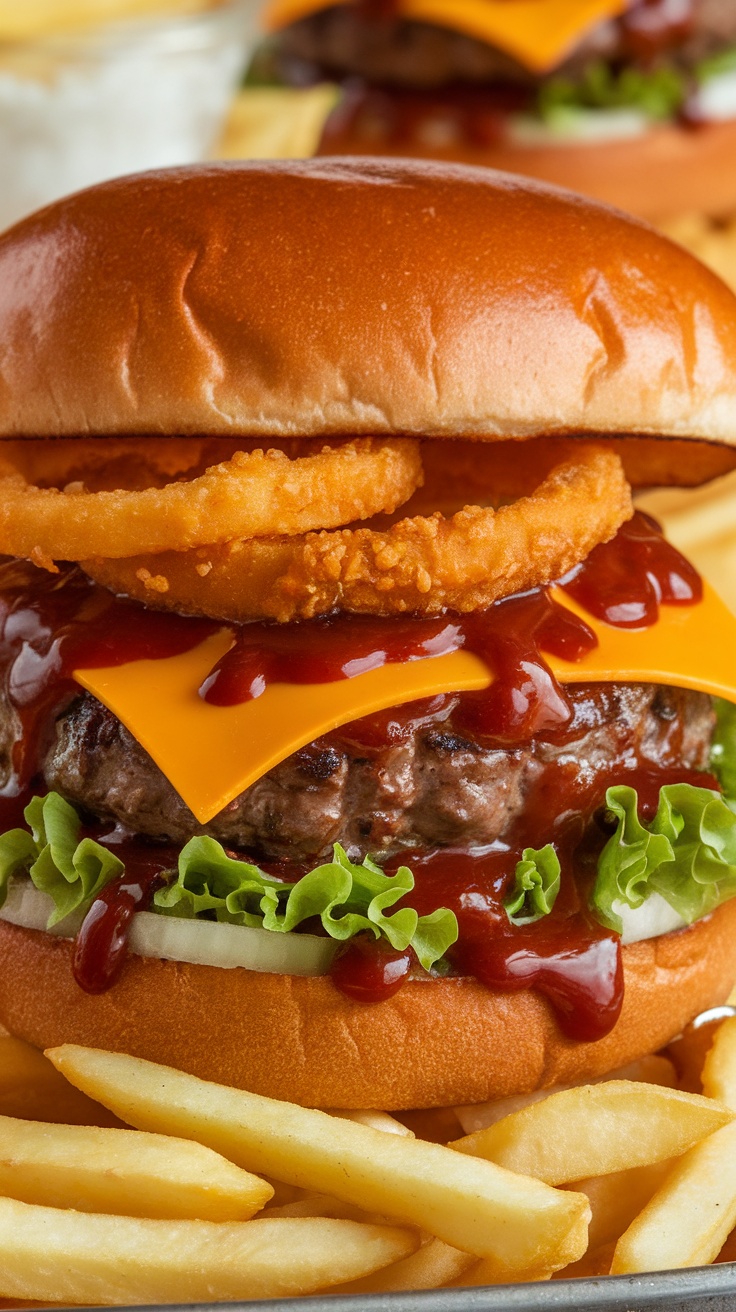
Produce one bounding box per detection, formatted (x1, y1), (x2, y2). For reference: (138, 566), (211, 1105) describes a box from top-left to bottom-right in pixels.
(538, 59), (685, 123)
(591, 783), (736, 935)
(0, 793), (457, 971)
(503, 845), (561, 926)
(697, 45), (736, 85)
(154, 838), (457, 972)
(0, 792), (123, 927)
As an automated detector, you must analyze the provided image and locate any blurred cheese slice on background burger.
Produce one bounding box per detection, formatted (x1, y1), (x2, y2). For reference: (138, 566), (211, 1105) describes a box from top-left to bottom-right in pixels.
(256, 0), (736, 227)
(0, 160), (736, 1111)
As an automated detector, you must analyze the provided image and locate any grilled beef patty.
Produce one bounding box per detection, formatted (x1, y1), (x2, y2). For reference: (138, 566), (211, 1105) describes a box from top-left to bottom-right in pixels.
(39, 683), (715, 862)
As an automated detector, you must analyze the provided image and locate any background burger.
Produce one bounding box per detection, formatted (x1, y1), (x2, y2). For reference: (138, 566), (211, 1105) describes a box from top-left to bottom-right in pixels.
(0, 159), (736, 1112)
(255, 0), (736, 229)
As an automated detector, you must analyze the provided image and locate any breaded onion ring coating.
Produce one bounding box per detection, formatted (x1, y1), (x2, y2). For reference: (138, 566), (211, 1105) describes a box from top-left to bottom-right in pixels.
(82, 447), (632, 623)
(0, 438), (422, 561)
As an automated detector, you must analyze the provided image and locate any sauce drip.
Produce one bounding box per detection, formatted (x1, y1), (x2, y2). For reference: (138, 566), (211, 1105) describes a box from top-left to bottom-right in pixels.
(202, 589), (597, 747)
(331, 936), (412, 1003)
(384, 845), (623, 1042)
(621, 0), (694, 63)
(72, 844), (177, 994)
(367, 760), (720, 1036)
(560, 511), (702, 628)
(0, 560), (216, 793)
(320, 83), (530, 156)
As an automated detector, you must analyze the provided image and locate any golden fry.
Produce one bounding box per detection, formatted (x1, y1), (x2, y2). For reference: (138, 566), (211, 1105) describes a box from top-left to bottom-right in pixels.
(454, 1055), (676, 1135)
(570, 1161), (673, 1250)
(450, 1081), (732, 1184)
(0, 1115), (272, 1219)
(328, 1109), (414, 1136)
(331, 1237), (476, 1293)
(702, 1016), (736, 1109)
(47, 1045), (590, 1275)
(0, 1198), (417, 1305)
(0, 1033), (119, 1127)
(612, 1120), (736, 1273)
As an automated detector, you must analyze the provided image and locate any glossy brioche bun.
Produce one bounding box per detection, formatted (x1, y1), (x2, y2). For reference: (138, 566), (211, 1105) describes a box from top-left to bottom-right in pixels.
(2, 903), (736, 1109)
(318, 117), (736, 227)
(1, 160), (736, 486)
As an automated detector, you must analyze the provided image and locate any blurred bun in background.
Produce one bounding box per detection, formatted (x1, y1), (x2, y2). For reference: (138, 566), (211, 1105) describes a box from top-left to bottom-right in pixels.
(0, 0), (261, 230)
(254, 0), (736, 226)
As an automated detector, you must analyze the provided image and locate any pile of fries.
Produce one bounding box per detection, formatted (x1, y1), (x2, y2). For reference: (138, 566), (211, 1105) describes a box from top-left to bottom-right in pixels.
(0, 1008), (736, 1304)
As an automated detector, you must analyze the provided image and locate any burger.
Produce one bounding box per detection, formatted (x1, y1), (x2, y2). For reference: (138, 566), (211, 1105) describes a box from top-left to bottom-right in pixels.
(0, 158), (736, 1112)
(257, 0), (736, 225)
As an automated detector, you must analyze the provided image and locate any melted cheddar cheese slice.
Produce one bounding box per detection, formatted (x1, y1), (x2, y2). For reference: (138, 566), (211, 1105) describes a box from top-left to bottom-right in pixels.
(262, 0), (629, 74)
(76, 583), (736, 826)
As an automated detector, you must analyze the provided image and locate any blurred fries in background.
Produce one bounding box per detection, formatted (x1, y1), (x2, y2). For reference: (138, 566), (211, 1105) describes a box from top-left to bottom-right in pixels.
(218, 84), (337, 159)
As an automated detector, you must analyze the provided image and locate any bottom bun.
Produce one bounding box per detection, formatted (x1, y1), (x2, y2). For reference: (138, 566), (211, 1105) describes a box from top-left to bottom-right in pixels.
(318, 117), (736, 225)
(2, 906), (736, 1109)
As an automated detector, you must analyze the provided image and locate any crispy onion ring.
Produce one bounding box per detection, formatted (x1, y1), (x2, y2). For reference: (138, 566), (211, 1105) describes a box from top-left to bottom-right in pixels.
(0, 438), (422, 561)
(82, 447), (633, 622)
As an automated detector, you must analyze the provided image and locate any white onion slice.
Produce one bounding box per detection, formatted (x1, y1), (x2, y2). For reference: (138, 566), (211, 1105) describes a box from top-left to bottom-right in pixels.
(616, 893), (687, 945)
(127, 910), (337, 976)
(0, 881), (83, 937)
(508, 107), (648, 148)
(0, 878), (691, 974)
(0, 880), (337, 977)
(694, 69), (736, 123)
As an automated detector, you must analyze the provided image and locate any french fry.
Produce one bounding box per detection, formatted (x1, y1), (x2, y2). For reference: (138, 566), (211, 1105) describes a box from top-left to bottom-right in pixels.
(47, 1045), (591, 1275)
(450, 1260), (553, 1286)
(702, 1016), (736, 1109)
(0, 1114), (273, 1219)
(0, 1197), (417, 1305)
(0, 1034), (120, 1127)
(665, 1006), (736, 1093)
(612, 1120), (736, 1273)
(260, 1177), (310, 1208)
(264, 1193), (389, 1223)
(329, 1109), (414, 1136)
(613, 1017), (736, 1273)
(454, 1055), (676, 1135)
(450, 1081), (733, 1184)
(330, 1237), (476, 1293)
(569, 1161), (673, 1249)
(218, 87), (338, 163)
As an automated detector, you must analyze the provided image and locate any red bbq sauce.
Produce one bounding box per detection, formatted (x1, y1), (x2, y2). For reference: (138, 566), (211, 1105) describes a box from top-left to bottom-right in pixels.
(560, 511), (702, 628)
(368, 760), (720, 1036)
(392, 844), (623, 1042)
(331, 935), (413, 1003)
(355, 0), (401, 17)
(0, 559), (216, 793)
(319, 82), (531, 155)
(202, 588), (597, 752)
(621, 0), (694, 63)
(72, 843), (178, 993)
(0, 512), (707, 1032)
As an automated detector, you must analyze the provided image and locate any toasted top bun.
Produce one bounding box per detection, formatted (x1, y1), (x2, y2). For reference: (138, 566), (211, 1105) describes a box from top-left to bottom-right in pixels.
(1, 159), (736, 484)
